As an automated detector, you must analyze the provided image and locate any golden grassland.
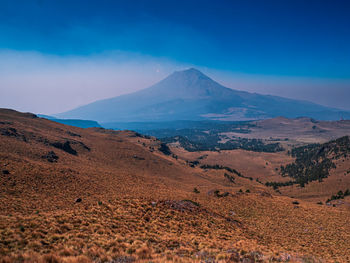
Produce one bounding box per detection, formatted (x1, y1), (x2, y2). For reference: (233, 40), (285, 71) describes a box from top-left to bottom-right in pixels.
(169, 147), (294, 183)
(1, 109), (350, 262)
(171, 145), (350, 205)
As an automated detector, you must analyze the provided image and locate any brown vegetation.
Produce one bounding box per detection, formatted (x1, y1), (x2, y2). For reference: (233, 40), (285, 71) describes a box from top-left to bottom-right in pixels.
(1, 109), (350, 262)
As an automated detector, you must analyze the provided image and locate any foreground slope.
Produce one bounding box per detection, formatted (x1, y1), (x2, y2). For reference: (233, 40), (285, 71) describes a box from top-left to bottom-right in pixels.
(2, 109), (350, 262)
(57, 68), (350, 123)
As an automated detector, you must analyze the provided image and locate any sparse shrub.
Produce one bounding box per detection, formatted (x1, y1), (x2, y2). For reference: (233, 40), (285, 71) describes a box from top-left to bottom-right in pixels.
(224, 173), (235, 183)
(86, 246), (106, 259)
(41, 253), (60, 263)
(265, 180), (297, 189)
(126, 247), (136, 254)
(0, 256), (12, 263)
(158, 143), (172, 155)
(345, 189), (350, 196)
(213, 190), (229, 197)
(136, 245), (152, 259)
(42, 151), (59, 163)
(51, 141), (77, 155)
(292, 201), (300, 205)
(59, 247), (75, 257)
(216, 253), (227, 260)
(182, 199), (200, 207)
(71, 255), (91, 263)
(193, 187), (200, 194)
(326, 189), (350, 202)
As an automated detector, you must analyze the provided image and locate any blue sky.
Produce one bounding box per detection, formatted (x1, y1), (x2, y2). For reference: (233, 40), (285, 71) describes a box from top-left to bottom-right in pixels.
(0, 0), (350, 114)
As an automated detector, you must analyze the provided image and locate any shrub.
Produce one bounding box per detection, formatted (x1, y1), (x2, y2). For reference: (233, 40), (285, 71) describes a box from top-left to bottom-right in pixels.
(326, 189), (350, 202)
(158, 143), (172, 155)
(42, 151), (59, 163)
(51, 141), (77, 155)
(182, 199), (200, 207)
(126, 247), (136, 254)
(214, 190), (229, 198)
(224, 173), (235, 183)
(136, 246), (152, 259)
(265, 180), (297, 189)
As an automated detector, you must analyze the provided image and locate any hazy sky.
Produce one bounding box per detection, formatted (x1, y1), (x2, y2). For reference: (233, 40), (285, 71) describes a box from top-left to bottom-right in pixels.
(1, 0), (350, 114)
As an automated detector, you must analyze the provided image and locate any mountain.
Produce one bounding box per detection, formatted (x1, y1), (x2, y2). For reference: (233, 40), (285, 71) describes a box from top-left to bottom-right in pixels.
(57, 68), (350, 124)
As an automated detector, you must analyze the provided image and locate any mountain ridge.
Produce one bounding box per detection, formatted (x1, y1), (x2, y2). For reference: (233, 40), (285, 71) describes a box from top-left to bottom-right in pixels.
(57, 68), (350, 123)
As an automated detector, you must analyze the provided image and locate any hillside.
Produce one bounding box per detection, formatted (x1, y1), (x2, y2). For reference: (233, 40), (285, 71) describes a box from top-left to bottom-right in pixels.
(57, 69), (350, 123)
(275, 136), (350, 203)
(171, 133), (350, 206)
(2, 109), (350, 262)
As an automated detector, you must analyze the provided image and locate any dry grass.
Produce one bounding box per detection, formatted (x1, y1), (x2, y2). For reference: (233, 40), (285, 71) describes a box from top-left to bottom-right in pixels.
(1, 109), (350, 262)
(2, 197), (343, 262)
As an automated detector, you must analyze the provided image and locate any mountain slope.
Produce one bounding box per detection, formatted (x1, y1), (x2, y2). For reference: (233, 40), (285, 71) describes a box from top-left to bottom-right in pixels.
(2, 109), (350, 262)
(57, 68), (350, 123)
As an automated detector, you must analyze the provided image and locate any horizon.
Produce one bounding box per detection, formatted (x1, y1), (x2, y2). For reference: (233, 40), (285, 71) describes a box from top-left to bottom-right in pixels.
(1, 0), (350, 114)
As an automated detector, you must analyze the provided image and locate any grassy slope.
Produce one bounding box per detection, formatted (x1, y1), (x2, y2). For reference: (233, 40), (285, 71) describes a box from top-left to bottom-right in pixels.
(1, 109), (350, 262)
(171, 136), (350, 205)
